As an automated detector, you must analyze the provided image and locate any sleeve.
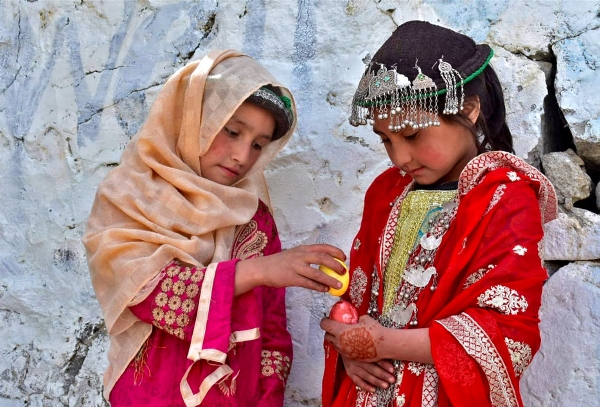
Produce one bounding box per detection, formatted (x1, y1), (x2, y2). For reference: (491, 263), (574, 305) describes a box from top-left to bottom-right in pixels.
(257, 215), (293, 406)
(430, 180), (546, 407)
(128, 259), (238, 342)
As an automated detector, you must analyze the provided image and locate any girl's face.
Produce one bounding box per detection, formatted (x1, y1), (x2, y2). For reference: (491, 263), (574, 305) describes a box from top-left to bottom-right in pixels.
(372, 106), (479, 185)
(200, 102), (276, 186)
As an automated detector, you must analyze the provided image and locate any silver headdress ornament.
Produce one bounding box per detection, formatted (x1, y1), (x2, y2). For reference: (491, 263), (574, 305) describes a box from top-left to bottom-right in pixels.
(350, 56), (467, 132)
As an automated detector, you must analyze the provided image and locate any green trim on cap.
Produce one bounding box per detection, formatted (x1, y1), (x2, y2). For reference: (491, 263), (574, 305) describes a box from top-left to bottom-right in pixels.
(360, 48), (494, 108)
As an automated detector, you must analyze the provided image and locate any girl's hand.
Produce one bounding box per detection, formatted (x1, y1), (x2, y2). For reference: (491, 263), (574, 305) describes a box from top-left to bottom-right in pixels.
(341, 357), (396, 393)
(235, 244), (346, 294)
(320, 314), (385, 363)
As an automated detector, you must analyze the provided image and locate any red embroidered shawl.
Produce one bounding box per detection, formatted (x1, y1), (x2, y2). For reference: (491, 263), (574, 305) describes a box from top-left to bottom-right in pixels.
(323, 152), (557, 407)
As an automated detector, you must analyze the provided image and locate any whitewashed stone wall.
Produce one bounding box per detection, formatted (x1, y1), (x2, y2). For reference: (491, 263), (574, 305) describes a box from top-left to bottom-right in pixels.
(0, 1), (598, 406)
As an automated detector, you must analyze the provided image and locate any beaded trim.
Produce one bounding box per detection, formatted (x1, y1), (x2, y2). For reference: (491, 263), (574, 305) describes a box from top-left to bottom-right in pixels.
(350, 49), (494, 131)
(252, 88), (294, 125)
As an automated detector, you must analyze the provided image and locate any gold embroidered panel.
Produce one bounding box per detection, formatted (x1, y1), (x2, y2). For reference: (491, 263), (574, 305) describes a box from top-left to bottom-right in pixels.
(151, 263), (204, 339)
(232, 220), (268, 260)
(383, 189), (456, 313)
(261, 350), (291, 382)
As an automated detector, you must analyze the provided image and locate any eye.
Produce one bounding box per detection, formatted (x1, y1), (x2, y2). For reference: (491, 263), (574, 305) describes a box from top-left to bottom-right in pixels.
(404, 132), (419, 140)
(252, 142), (264, 151)
(224, 127), (238, 137)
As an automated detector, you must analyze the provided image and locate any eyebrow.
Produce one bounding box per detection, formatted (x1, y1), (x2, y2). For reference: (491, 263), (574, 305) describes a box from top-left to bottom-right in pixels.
(229, 117), (273, 141)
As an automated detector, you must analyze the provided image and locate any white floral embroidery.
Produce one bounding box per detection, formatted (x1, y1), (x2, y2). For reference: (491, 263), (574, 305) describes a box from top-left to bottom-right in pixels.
(477, 285), (528, 315)
(354, 238), (361, 251)
(407, 362), (425, 376)
(513, 245), (527, 256)
(504, 337), (532, 377)
(350, 266), (368, 308)
(464, 265), (495, 289)
(356, 388), (377, 407)
(485, 184), (506, 215)
(395, 394), (406, 406)
(464, 271), (484, 289)
(507, 171), (521, 182)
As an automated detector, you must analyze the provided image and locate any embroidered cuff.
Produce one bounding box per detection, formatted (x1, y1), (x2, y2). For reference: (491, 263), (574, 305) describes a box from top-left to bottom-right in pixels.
(151, 261), (205, 340)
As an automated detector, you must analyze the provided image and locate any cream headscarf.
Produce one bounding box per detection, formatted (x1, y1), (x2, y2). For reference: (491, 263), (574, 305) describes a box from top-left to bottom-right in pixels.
(82, 50), (297, 398)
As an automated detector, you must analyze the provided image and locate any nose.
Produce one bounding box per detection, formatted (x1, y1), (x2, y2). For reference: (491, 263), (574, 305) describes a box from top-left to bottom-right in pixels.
(388, 139), (412, 169)
(231, 141), (252, 166)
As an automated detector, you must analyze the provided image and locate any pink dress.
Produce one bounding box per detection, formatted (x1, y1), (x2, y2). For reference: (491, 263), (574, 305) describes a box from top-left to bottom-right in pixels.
(109, 201), (292, 406)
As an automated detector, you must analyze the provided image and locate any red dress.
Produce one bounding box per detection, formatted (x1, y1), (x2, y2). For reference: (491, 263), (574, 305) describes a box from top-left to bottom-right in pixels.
(322, 152), (557, 407)
(110, 201), (292, 407)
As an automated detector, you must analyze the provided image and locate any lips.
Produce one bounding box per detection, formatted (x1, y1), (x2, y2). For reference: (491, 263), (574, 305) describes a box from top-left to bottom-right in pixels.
(219, 165), (239, 177)
(405, 167), (424, 176)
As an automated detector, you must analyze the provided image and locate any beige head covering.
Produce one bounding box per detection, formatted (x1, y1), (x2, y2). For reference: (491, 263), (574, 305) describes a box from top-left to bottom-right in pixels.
(82, 49), (297, 397)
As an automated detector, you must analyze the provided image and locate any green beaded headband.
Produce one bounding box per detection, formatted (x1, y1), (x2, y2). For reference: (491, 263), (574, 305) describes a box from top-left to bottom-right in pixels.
(350, 48), (494, 131)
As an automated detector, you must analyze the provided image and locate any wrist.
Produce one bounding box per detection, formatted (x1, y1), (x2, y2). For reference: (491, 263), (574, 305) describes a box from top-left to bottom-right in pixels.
(379, 327), (433, 364)
(234, 258), (262, 295)
(378, 325), (396, 360)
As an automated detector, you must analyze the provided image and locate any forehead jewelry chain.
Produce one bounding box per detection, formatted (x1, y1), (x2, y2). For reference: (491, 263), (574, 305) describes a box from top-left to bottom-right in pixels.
(437, 56), (464, 114)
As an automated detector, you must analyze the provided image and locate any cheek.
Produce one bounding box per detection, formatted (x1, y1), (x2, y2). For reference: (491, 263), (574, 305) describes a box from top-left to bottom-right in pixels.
(416, 142), (446, 165)
(247, 150), (262, 168)
(385, 142), (403, 163)
(203, 137), (228, 160)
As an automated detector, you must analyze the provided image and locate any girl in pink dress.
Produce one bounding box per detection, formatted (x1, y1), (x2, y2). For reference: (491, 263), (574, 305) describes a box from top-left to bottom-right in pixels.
(83, 50), (346, 407)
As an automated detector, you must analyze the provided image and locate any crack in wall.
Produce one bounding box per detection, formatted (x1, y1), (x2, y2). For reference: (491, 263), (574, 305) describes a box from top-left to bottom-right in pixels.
(550, 24), (600, 46)
(1, 10), (22, 94)
(84, 65), (126, 76)
(76, 80), (154, 127)
(541, 45), (575, 155)
(62, 321), (105, 395)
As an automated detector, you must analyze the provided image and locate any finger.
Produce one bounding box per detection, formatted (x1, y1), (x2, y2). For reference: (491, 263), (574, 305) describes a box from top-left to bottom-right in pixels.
(317, 254), (348, 275)
(323, 334), (344, 354)
(305, 244), (347, 261)
(299, 264), (343, 289)
(320, 317), (329, 331)
(376, 360), (396, 374)
(359, 369), (392, 391)
(296, 271), (333, 292)
(352, 376), (376, 394)
(367, 363), (396, 385)
(320, 318), (343, 335)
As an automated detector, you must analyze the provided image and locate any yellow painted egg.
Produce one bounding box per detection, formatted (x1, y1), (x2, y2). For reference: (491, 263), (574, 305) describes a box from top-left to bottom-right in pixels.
(319, 258), (349, 296)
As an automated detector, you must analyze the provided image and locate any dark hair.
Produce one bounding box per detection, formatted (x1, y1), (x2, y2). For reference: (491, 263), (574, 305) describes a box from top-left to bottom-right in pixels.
(441, 65), (514, 154)
(244, 84), (294, 141)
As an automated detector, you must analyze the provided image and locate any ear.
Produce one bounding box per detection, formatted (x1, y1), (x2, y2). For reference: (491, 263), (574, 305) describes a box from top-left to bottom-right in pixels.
(462, 95), (481, 124)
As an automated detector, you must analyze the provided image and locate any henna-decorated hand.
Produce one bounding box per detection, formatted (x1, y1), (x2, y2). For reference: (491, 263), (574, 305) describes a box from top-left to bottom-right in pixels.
(341, 357), (396, 393)
(320, 314), (385, 363)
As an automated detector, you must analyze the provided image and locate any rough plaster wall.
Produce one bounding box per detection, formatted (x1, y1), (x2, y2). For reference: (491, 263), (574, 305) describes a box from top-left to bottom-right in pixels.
(0, 1), (598, 406)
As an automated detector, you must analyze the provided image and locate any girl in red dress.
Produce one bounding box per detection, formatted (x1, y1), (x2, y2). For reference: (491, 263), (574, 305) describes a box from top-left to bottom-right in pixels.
(320, 21), (557, 407)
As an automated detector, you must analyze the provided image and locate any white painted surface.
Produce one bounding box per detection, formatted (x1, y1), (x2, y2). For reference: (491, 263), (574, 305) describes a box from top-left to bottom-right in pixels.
(1, 1), (598, 406)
